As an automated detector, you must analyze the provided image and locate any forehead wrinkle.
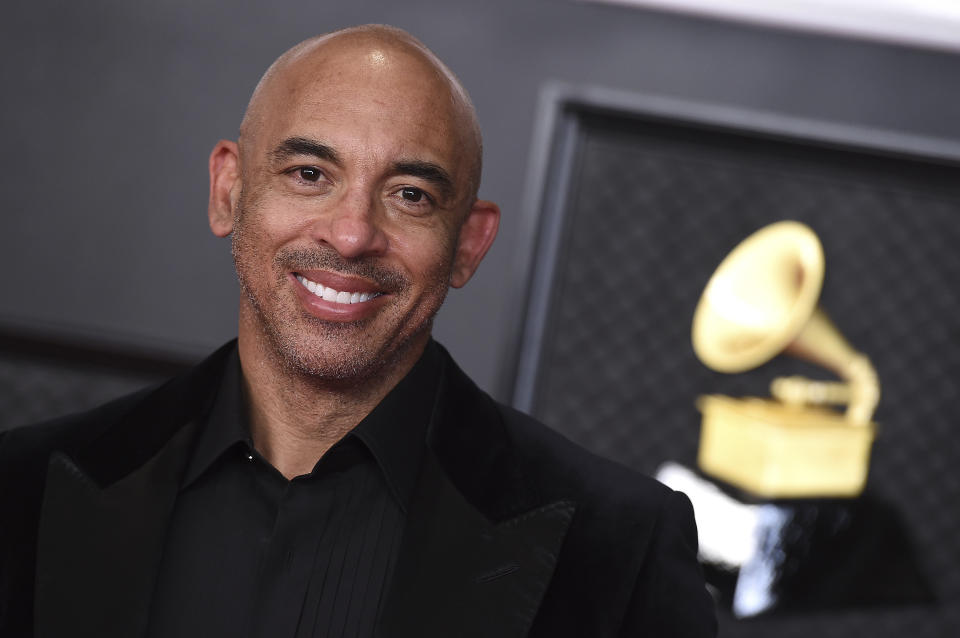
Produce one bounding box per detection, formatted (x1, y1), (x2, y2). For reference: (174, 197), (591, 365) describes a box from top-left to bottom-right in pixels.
(293, 89), (460, 165)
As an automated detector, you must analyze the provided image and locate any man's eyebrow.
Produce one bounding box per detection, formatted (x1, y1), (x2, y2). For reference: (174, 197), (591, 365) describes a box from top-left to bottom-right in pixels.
(393, 161), (455, 200)
(270, 137), (341, 165)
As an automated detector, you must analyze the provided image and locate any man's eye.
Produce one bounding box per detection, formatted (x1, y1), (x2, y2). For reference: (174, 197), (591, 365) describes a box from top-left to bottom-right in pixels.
(400, 187), (425, 203)
(298, 167), (322, 182)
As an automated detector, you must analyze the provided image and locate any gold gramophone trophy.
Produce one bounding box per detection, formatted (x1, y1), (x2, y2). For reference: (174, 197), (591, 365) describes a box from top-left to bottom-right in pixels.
(692, 221), (880, 498)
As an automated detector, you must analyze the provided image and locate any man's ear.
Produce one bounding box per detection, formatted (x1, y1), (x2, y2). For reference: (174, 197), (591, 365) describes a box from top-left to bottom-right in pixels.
(208, 140), (241, 237)
(450, 199), (500, 288)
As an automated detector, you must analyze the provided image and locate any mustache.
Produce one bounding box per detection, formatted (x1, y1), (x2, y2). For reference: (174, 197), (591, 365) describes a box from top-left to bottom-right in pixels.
(275, 246), (409, 292)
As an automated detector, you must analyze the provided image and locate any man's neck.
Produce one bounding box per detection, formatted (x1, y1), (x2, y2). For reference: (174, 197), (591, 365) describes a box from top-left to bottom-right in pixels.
(236, 328), (426, 480)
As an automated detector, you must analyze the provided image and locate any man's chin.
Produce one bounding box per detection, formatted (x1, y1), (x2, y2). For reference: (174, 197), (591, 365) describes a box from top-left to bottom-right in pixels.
(268, 326), (430, 386)
(271, 336), (383, 380)
(240, 289), (436, 385)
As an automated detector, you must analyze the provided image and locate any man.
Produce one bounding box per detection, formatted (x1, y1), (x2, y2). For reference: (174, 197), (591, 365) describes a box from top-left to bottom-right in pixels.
(0, 25), (716, 637)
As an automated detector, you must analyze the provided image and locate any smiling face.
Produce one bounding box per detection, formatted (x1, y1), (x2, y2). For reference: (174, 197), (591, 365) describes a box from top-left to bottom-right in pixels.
(208, 29), (499, 382)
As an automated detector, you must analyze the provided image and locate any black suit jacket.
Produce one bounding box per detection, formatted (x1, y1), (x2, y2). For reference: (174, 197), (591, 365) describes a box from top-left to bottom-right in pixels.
(0, 341), (716, 637)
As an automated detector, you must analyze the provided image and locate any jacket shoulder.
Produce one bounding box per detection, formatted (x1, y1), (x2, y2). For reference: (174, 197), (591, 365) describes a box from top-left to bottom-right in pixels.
(0, 339), (236, 492)
(495, 401), (675, 512)
(0, 385), (157, 487)
(494, 404), (716, 636)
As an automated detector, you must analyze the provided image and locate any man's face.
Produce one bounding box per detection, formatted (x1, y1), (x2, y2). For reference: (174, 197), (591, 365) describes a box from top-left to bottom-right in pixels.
(225, 47), (481, 380)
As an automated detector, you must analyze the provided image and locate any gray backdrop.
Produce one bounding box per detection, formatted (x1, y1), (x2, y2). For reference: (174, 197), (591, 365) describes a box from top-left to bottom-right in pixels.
(3, 0), (960, 397)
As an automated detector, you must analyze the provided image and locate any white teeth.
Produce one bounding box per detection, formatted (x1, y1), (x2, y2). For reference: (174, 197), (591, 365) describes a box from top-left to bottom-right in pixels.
(297, 274), (379, 305)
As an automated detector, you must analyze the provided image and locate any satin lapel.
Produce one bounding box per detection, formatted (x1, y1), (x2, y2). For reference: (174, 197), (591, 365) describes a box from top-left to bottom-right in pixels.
(32, 342), (233, 637)
(377, 452), (575, 638)
(34, 420), (197, 638)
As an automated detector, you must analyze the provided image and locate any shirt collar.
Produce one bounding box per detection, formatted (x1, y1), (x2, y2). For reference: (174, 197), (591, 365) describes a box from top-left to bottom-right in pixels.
(182, 345), (249, 488)
(182, 341), (443, 513)
(351, 340), (441, 511)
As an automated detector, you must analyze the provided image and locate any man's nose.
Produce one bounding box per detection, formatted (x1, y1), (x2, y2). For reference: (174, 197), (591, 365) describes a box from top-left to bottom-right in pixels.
(310, 189), (388, 258)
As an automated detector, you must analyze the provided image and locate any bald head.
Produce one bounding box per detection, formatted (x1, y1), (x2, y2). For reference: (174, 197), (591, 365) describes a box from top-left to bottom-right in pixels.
(239, 25), (483, 202)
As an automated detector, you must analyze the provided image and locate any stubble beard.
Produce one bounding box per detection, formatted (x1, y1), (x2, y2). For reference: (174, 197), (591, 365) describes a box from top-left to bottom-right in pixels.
(230, 194), (453, 384)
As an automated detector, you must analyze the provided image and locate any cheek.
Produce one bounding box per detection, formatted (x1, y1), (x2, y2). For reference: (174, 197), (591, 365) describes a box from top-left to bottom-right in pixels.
(231, 199), (286, 285)
(390, 226), (458, 288)
(232, 212), (265, 263)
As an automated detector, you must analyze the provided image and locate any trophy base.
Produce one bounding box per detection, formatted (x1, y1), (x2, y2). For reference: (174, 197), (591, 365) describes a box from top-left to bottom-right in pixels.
(696, 395), (874, 498)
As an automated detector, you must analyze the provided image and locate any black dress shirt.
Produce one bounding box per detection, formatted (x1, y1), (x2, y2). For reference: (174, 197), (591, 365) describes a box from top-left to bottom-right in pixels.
(147, 343), (441, 638)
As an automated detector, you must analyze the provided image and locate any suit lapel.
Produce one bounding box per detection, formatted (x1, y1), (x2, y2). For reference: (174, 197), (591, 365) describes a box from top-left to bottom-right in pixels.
(33, 342), (234, 638)
(35, 422), (196, 638)
(378, 347), (577, 637)
(378, 452), (574, 638)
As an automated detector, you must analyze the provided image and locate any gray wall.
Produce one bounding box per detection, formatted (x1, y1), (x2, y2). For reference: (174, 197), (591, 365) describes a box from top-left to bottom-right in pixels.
(3, 0), (960, 396)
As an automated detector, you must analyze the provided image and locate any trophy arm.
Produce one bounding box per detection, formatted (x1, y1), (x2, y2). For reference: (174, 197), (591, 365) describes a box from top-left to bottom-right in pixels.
(775, 309), (880, 424)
